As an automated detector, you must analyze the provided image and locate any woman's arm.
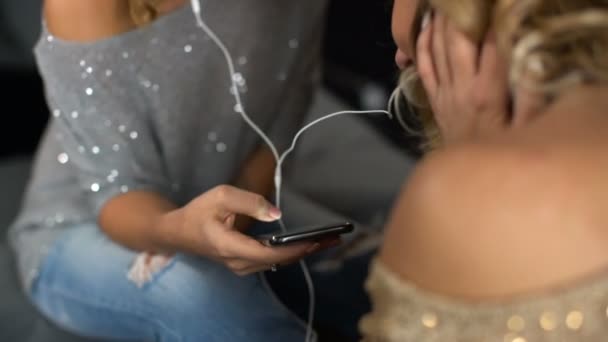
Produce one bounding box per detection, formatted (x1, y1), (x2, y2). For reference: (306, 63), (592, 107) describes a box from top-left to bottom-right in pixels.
(44, 1), (168, 253)
(42, 0), (333, 274)
(99, 190), (177, 253)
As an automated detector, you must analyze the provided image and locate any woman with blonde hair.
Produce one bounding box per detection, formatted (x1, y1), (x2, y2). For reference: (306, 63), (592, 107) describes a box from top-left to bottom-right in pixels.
(361, 0), (608, 340)
(4, 0), (386, 341)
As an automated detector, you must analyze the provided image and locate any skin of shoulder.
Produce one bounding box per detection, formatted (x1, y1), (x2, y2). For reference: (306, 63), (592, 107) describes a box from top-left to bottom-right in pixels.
(44, 0), (135, 42)
(379, 130), (608, 301)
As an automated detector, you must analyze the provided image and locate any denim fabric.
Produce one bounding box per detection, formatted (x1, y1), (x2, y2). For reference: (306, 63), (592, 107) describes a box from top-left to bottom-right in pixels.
(30, 224), (311, 342)
(30, 223), (375, 342)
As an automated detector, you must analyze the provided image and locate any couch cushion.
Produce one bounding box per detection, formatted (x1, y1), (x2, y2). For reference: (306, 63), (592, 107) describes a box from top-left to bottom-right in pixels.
(0, 156), (31, 231)
(0, 157), (97, 342)
(0, 243), (99, 342)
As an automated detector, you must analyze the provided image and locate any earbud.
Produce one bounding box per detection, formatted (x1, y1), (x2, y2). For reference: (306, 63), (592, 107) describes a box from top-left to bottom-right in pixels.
(190, 0), (201, 15)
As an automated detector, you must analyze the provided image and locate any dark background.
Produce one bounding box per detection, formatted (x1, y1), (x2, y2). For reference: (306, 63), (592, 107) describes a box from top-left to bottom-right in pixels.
(0, 0), (419, 161)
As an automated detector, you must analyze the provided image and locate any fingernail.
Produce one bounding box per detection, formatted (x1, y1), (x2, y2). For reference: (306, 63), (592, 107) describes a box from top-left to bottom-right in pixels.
(268, 206), (282, 220)
(422, 11), (431, 30)
(306, 243), (321, 254)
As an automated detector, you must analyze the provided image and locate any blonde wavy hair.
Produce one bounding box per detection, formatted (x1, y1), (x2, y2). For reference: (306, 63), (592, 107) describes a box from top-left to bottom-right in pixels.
(395, 0), (608, 150)
(128, 0), (165, 26)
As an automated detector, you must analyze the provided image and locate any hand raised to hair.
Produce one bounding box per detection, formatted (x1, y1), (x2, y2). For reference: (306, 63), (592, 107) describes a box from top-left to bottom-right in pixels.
(416, 12), (511, 145)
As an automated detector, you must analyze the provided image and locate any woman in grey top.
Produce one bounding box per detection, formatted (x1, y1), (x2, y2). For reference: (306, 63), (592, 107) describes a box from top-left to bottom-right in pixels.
(7, 1), (357, 341)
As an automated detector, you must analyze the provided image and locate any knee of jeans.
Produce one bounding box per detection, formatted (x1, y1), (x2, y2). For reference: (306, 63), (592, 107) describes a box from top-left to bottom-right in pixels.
(143, 254), (261, 318)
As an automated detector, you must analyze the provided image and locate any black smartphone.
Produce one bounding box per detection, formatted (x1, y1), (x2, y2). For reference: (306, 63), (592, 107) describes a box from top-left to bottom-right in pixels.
(258, 222), (354, 246)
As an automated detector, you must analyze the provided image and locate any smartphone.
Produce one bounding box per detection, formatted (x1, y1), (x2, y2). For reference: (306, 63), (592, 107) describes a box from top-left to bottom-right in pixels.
(258, 222), (354, 246)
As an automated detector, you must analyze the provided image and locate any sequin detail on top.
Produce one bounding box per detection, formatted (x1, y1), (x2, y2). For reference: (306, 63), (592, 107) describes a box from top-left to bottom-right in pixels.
(359, 259), (608, 341)
(7, 0), (327, 292)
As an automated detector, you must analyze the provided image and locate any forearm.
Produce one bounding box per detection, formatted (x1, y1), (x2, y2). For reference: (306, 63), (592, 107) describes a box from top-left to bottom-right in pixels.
(98, 190), (181, 254)
(99, 145), (275, 253)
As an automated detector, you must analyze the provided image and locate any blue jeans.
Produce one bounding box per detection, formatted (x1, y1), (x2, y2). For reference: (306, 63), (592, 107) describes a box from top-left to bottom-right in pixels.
(29, 224), (372, 342)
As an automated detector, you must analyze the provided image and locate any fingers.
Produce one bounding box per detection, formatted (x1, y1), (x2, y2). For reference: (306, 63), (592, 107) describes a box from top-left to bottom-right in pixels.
(221, 231), (312, 274)
(478, 30), (510, 121)
(417, 11), (437, 97)
(221, 231), (341, 275)
(423, 12), (477, 92)
(225, 230), (313, 263)
(211, 185), (281, 223)
(445, 16), (477, 81)
(478, 31), (501, 77)
(432, 13), (451, 86)
(223, 213), (236, 227)
(414, 12), (512, 142)
(257, 238), (341, 273)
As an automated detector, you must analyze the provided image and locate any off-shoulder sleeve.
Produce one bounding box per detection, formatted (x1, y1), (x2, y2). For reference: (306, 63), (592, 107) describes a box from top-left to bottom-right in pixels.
(34, 37), (171, 215)
(360, 259), (608, 342)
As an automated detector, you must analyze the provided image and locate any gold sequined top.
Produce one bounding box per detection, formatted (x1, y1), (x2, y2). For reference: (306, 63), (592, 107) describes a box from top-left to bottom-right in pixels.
(359, 259), (608, 341)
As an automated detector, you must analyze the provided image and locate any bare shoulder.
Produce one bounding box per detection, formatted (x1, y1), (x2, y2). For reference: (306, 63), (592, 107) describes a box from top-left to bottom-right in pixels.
(380, 141), (608, 300)
(44, 0), (135, 42)
(389, 142), (545, 233)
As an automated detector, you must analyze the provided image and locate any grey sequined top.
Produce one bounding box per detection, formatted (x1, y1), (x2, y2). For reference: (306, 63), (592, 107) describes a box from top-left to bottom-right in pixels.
(8, 1), (328, 292)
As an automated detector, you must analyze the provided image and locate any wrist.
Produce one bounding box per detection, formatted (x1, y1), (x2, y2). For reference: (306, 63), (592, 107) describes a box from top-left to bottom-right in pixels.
(150, 208), (184, 254)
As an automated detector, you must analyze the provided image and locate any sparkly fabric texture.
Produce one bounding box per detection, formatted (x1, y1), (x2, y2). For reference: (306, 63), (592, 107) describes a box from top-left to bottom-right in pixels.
(359, 259), (608, 342)
(8, 1), (328, 291)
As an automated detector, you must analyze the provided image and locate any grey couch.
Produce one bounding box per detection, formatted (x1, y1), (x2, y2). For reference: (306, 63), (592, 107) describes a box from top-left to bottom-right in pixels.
(0, 0), (41, 70)
(0, 158), (96, 342)
(0, 1), (101, 340)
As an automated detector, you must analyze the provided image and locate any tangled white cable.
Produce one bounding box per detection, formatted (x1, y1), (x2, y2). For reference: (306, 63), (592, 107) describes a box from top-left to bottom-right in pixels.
(190, 1), (392, 341)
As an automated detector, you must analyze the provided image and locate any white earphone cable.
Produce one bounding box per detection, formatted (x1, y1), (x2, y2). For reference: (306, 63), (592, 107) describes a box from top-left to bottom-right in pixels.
(190, 0), (280, 163)
(190, 2), (391, 341)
